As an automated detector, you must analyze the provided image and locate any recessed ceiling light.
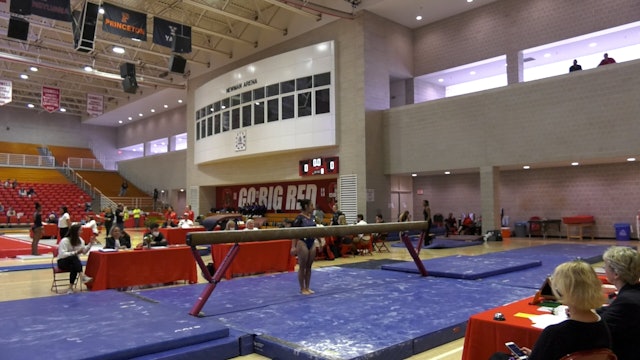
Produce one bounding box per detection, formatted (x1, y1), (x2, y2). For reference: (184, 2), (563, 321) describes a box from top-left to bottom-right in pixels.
(131, 38), (141, 42)
(589, 42), (597, 47)
(416, 15), (422, 21)
(84, 65), (93, 72)
(571, 162), (579, 166)
(138, 113), (143, 117)
(112, 46), (125, 54)
(411, 173), (417, 177)
(27, 104), (34, 108)
(20, 74), (29, 79)
(163, 104), (168, 108)
(543, 53), (551, 58)
(467, 0), (473, 3)
(59, 108), (66, 112)
(178, 99), (183, 103)
(118, 120), (123, 124)
(98, 7), (105, 14)
(438, 78), (444, 83)
(627, 157), (636, 162)
(29, 66), (38, 72)
(470, 71), (476, 75)
(127, 116), (132, 120)
(150, 109), (155, 113)
(444, 171), (451, 175)
(523, 165), (530, 169)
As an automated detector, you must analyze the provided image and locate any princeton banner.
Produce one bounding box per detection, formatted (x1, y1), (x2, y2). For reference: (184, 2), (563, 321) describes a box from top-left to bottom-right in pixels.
(41, 86), (60, 113)
(32, 0), (72, 22)
(102, 2), (147, 41)
(153, 17), (191, 53)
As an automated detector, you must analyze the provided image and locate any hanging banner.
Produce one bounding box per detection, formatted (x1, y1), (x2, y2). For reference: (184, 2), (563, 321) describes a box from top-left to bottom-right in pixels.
(152, 17), (191, 53)
(102, 2), (147, 41)
(86, 93), (103, 116)
(32, 0), (72, 22)
(0, 80), (12, 106)
(41, 86), (60, 113)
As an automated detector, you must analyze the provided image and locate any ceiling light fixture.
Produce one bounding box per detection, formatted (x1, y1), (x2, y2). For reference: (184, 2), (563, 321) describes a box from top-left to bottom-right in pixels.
(589, 42), (597, 47)
(163, 104), (168, 108)
(416, 15), (422, 21)
(112, 46), (125, 54)
(150, 109), (155, 113)
(29, 66), (38, 72)
(627, 157), (636, 162)
(571, 162), (579, 166)
(438, 78), (444, 82)
(59, 108), (66, 112)
(127, 116), (132, 120)
(411, 173), (417, 177)
(98, 7), (105, 14)
(178, 99), (183, 103)
(138, 113), (143, 117)
(84, 65), (93, 72)
(27, 104), (34, 108)
(523, 165), (530, 169)
(118, 120), (123, 124)
(20, 74), (29, 80)
(444, 171), (451, 175)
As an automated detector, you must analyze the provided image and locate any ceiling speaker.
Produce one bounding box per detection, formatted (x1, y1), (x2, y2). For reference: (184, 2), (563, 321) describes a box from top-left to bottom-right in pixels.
(8, 17), (29, 41)
(119, 63), (136, 78)
(10, 0), (32, 15)
(169, 55), (187, 74)
(171, 34), (191, 53)
(121, 76), (138, 94)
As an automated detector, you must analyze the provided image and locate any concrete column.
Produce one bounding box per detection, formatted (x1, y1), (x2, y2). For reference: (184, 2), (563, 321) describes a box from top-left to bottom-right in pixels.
(506, 50), (523, 85)
(480, 166), (500, 232)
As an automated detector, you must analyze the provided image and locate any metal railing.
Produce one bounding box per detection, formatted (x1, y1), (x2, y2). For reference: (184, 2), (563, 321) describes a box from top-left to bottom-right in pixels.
(0, 153), (55, 167)
(66, 157), (104, 170)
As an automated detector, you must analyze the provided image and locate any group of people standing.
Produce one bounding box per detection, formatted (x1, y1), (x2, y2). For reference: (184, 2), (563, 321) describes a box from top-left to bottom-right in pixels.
(569, 52), (617, 72)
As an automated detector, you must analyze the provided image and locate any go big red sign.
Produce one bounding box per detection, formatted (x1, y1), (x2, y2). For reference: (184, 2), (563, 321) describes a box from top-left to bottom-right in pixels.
(216, 179), (338, 213)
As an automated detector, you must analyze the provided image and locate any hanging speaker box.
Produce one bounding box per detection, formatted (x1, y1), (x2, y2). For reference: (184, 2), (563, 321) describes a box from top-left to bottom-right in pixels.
(122, 76), (138, 94)
(169, 55), (187, 74)
(8, 17), (30, 41)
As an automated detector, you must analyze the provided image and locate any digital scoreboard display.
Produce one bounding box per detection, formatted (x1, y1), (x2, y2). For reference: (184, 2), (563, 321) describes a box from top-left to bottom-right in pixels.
(299, 157), (339, 176)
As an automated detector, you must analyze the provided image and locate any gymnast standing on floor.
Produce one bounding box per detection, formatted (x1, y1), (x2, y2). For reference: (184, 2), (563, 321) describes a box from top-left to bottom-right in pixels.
(291, 199), (317, 295)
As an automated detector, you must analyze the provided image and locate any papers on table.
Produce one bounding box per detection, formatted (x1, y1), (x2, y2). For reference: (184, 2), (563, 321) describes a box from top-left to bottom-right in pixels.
(98, 248), (117, 252)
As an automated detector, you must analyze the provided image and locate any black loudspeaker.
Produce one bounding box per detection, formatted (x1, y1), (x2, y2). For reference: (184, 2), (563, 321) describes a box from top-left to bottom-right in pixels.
(8, 17), (29, 41)
(74, 1), (99, 52)
(10, 0), (32, 15)
(121, 76), (138, 94)
(169, 55), (187, 74)
(119, 63), (136, 78)
(171, 34), (191, 53)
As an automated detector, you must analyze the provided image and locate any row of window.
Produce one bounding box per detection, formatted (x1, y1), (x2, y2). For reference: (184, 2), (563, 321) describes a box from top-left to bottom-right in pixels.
(195, 72), (332, 141)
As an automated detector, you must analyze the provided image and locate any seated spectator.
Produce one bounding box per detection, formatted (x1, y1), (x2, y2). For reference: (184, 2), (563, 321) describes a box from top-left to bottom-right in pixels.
(0, 202), (4, 213)
(444, 212), (458, 236)
(459, 215), (476, 235)
(57, 223), (95, 294)
(142, 223), (167, 247)
(104, 226), (131, 250)
(225, 220), (237, 230)
(163, 205), (178, 228)
(244, 219), (258, 230)
(596, 246), (640, 360)
(82, 215), (100, 243)
(47, 212), (57, 224)
(3, 179), (9, 188)
(335, 214), (355, 255)
(6, 207), (16, 225)
(11, 179), (17, 189)
(17, 188), (27, 197)
(491, 260), (611, 360)
(26, 187), (36, 197)
(398, 210), (411, 222)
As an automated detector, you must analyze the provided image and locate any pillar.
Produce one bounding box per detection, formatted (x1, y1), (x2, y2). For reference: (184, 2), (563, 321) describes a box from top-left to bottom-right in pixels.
(480, 166), (500, 232)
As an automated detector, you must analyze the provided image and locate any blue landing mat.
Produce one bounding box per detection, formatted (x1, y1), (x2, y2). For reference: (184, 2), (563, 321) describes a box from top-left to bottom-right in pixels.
(0, 291), (231, 360)
(381, 255), (541, 280)
(0, 261), (86, 272)
(479, 243), (612, 289)
(391, 235), (483, 249)
(139, 268), (534, 360)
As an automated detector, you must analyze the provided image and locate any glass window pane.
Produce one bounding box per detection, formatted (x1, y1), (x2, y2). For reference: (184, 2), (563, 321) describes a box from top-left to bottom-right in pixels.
(207, 117), (213, 136)
(298, 92), (312, 117)
(196, 121), (201, 140)
(200, 120), (206, 138)
(254, 101), (264, 124)
(267, 99), (279, 122)
(297, 76), (312, 90)
(266, 84), (279, 97)
(282, 95), (294, 119)
(230, 94), (241, 107)
(213, 101), (221, 112)
(242, 105), (252, 127)
(232, 108), (240, 129)
(241, 91), (252, 103)
(314, 72), (331, 87)
(221, 98), (230, 109)
(280, 80), (295, 94)
(206, 105), (213, 116)
(222, 111), (230, 132)
(253, 87), (265, 100)
(214, 114), (221, 134)
(315, 89), (330, 114)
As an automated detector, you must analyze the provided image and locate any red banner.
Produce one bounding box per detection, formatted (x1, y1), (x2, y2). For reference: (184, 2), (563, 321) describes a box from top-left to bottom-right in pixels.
(216, 179), (338, 213)
(86, 93), (103, 116)
(41, 86), (60, 113)
(0, 80), (11, 106)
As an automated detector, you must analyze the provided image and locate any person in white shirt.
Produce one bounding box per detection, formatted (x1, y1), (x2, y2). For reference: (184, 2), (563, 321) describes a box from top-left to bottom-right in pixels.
(244, 219), (259, 230)
(57, 223), (94, 293)
(353, 214), (371, 252)
(58, 206), (70, 239)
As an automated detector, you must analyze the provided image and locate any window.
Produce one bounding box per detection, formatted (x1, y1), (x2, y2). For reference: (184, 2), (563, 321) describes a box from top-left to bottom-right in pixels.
(242, 105), (252, 127)
(267, 99), (279, 122)
(241, 91), (252, 103)
(196, 121), (201, 140)
(230, 94), (241, 107)
(214, 114), (221, 134)
(231, 108), (240, 129)
(297, 76), (312, 90)
(222, 111), (230, 132)
(298, 92), (312, 117)
(206, 117), (213, 137)
(254, 101), (265, 124)
(253, 87), (265, 100)
(266, 84), (279, 97)
(315, 89), (330, 114)
(314, 72), (331, 86)
(282, 95), (294, 119)
(280, 80), (295, 94)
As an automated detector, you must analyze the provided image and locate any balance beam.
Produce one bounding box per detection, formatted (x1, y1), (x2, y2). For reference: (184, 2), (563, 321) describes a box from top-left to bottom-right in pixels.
(187, 221), (430, 316)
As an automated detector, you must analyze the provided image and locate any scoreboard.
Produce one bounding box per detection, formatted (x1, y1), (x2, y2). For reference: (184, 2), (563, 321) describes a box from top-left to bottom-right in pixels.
(299, 157), (339, 176)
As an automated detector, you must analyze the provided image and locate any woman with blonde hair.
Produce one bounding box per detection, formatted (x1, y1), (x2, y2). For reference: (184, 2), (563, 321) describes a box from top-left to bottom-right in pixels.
(518, 260), (611, 360)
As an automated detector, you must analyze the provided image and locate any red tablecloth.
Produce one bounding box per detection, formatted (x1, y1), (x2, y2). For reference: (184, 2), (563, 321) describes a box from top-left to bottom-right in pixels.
(84, 246), (197, 291)
(42, 223), (57, 238)
(159, 226), (206, 245)
(212, 239), (296, 280)
(462, 297), (544, 360)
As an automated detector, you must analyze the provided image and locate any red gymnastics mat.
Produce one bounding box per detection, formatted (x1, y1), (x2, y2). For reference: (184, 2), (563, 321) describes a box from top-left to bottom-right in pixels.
(0, 236), (55, 258)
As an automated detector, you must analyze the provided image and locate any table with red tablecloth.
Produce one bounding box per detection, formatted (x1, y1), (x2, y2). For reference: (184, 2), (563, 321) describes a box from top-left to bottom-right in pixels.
(84, 246), (197, 291)
(159, 226), (206, 245)
(461, 297), (544, 360)
(212, 239), (296, 280)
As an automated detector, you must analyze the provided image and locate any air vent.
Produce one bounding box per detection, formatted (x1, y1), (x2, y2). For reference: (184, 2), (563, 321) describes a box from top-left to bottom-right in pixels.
(523, 57), (536, 62)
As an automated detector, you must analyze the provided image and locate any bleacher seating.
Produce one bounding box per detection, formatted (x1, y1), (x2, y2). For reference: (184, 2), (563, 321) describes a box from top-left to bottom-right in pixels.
(47, 145), (101, 168)
(0, 141), (41, 155)
(75, 171), (148, 198)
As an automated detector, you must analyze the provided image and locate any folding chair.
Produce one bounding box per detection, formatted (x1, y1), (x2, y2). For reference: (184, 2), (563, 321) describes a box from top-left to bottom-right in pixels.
(372, 233), (390, 252)
(355, 234), (373, 255)
(50, 248), (81, 294)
